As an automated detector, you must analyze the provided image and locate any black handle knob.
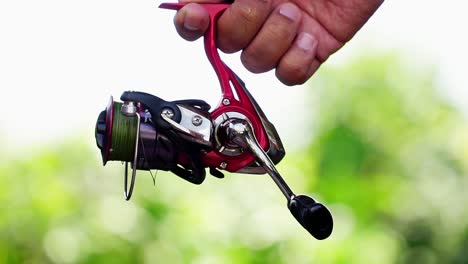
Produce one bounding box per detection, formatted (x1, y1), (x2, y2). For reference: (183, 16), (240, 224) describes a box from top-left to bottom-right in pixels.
(288, 195), (333, 240)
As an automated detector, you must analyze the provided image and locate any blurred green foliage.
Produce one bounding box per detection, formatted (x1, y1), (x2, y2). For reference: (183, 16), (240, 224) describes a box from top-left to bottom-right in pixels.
(1, 52), (467, 263)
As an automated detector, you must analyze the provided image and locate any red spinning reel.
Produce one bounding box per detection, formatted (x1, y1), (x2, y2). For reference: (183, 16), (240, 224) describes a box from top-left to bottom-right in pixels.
(95, 2), (333, 240)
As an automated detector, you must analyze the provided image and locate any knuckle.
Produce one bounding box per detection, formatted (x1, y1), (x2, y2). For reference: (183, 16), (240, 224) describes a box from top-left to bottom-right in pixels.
(240, 51), (268, 73)
(218, 0), (272, 53)
(218, 37), (242, 54)
(268, 19), (301, 42)
(238, 0), (272, 23)
(277, 63), (310, 86)
(217, 8), (255, 53)
(264, 26), (290, 46)
(240, 52), (261, 73)
(237, 5), (259, 25)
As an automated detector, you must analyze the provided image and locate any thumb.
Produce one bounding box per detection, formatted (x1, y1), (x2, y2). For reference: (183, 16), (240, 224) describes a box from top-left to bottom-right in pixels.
(179, 0), (226, 2)
(173, 0), (227, 41)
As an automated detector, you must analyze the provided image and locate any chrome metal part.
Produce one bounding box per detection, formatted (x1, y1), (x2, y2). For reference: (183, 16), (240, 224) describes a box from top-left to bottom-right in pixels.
(160, 105), (212, 147)
(161, 108), (175, 119)
(213, 112), (249, 156)
(222, 98), (230, 106)
(178, 106), (211, 142)
(225, 119), (295, 200)
(121, 101), (137, 117)
(212, 109), (284, 173)
(192, 115), (203, 126)
(220, 162), (228, 169)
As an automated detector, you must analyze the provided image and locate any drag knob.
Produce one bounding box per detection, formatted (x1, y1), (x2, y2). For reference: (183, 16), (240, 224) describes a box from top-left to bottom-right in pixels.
(95, 96), (114, 165)
(288, 195), (333, 240)
(95, 110), (107, 150)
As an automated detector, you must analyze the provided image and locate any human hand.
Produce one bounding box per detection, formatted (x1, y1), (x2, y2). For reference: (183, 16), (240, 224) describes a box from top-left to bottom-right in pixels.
(172, 0), (383, 86)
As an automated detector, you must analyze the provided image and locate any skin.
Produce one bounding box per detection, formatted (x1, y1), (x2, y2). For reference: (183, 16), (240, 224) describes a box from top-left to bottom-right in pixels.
(173, 0), (384, 86)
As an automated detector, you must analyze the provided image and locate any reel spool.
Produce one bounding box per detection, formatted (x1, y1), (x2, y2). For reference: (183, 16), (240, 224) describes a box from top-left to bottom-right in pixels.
(95, 98), (141, 199)
(94, 1), (334, 240)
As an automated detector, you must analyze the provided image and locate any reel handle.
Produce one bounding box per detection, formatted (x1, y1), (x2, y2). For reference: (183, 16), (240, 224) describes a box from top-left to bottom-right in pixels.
(225, 119), (333, 240)
(288, 195), (333, 240)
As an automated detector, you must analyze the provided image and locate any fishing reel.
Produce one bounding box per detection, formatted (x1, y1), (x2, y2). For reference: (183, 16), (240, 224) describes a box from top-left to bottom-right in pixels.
(94, 2), (333, 240)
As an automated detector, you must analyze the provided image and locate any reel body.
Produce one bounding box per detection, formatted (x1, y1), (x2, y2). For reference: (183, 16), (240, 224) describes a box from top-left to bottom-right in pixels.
(95, 2), (333, 240)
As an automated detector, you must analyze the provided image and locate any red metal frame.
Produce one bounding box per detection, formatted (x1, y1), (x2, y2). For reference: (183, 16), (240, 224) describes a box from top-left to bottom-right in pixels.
(160, 3), (269, 172)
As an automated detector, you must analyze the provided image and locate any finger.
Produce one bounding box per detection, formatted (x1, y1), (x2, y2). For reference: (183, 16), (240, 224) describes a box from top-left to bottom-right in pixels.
(300, 16), (344, 64)
(173, 3), (211, 41)
(179, 0), (223, 3)
(217, 0), (273, 53)
(276, 32), (320, 86)
(240, 3), (302, 73)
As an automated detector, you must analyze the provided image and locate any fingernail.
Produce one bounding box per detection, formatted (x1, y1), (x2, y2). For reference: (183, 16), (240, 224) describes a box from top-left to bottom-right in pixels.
(184, 15), (200, 31)
(279, 3), (300, 21)
(297, 33), (317, 52)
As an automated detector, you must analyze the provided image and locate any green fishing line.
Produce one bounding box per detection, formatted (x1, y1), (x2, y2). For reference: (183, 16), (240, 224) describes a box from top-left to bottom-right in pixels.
(108, 102), (138, 162)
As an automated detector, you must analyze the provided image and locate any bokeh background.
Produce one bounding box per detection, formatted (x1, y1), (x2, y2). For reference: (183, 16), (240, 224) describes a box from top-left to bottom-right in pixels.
(1, 0), (467, 263)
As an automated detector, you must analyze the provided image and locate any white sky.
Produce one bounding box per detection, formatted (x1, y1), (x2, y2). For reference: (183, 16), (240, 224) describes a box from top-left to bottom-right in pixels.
(0, 0), (466, 150)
